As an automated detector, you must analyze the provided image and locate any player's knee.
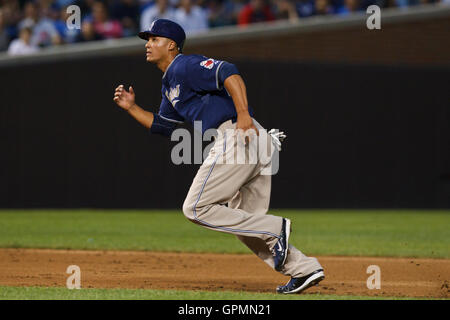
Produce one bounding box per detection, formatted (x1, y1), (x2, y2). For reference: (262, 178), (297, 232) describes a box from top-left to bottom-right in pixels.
(182, 198), (196, 221)
(183, 197), (211, 221)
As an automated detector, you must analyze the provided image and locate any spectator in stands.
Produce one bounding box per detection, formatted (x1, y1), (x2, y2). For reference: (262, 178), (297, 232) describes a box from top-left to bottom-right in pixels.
(205, 0), (238, 27)
(391, 0), (409, 7)
(90, 1), (123, 39)
(238, 0), (275, 25)
(18, 1), (62, 47)
(55, 0), (76, 8)
(359, 0), (378, 9)
(0, 8), (9, 51)
(17, 1), (39, 30)
(2, 0), (22, 43)
(217, 0), (248, 25)
(173, 0), (209, 34)
(137, 0), (155, 7)
(140, 0), (176, 31)
(229, 0), (247, 23)
(386, 0), (438, 7)
(110, 0), (140, 37)
(1, 0), (444, 52)
(294, 0), (315, 18)
(37, 0), (60, 18)
(273, 0), (300, 22)
(75, 19), (104, 41)
(335, 0), (363, 14)
(74, 0), (96, 20)
(314, 0), (334, 15)
(7, 26), (39, 55)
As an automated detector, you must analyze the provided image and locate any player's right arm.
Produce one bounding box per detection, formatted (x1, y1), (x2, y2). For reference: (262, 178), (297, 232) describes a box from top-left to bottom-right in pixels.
(113, 84), (183, 136)
(114, 84), (154, 128)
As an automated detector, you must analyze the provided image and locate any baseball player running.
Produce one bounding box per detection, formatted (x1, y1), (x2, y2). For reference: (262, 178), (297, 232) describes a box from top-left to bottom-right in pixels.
(113, 19), (324, 294)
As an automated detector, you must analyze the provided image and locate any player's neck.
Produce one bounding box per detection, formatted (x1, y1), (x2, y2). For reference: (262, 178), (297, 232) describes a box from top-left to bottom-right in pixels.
(157, 53), (180, 74)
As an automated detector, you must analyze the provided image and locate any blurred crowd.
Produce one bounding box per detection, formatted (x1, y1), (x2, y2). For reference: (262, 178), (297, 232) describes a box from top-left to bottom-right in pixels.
(0, 0), (447, 55)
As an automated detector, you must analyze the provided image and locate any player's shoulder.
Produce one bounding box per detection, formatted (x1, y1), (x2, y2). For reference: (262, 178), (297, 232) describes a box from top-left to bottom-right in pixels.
(177, 54), (214, 67)
(171, 54), (216, 75)
(183, 54), (209, 61)
(171, 54), (201, 64)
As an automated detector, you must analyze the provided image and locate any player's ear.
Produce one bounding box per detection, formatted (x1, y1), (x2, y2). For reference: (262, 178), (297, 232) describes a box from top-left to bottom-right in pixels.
(168, 40), (177, 52)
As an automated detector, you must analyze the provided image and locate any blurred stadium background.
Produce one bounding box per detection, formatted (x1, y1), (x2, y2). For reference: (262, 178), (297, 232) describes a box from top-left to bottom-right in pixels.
(0, 2), (449, 209)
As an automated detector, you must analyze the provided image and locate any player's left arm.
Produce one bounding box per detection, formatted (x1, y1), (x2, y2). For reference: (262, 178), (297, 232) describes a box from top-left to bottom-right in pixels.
(223, 74), (257, 135)
(187, 57), (257, 135)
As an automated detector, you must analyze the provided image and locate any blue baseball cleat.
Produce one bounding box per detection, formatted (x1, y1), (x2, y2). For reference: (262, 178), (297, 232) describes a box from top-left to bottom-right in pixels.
(271, 218), (291, 271)
(276, 269), (325, 294)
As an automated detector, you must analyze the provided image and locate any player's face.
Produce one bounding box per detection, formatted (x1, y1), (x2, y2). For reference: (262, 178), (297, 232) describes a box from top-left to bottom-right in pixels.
(145, 36), (171, 63)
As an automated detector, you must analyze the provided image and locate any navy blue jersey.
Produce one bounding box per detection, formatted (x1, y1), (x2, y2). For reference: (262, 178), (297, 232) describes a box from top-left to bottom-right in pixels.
(150, 54), (254, 136)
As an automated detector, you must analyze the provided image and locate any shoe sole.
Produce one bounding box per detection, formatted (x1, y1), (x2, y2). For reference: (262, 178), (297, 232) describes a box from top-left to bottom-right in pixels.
(282, 271), (325, 294)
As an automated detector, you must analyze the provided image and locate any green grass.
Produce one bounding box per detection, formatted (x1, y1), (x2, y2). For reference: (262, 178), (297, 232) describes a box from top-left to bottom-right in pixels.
(0, 209), (448, 258)
(0, 209), (449, 258)
(0, 286), (430, 300)
(0, 210), (448, 300)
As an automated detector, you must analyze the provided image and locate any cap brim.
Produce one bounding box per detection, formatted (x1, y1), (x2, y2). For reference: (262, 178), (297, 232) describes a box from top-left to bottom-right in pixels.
(138, 31), (183, 53)
(138, 31), (157, 40)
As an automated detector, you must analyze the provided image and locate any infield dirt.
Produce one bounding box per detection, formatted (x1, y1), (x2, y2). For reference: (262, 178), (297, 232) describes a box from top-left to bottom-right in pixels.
(0, 248), (448, 298)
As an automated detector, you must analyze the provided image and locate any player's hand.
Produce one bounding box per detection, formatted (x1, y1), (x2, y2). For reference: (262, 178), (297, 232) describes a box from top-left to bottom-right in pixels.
(236, 112), (258, 145)
(113, 84), (136, 111)
(268, 129), (287, 151)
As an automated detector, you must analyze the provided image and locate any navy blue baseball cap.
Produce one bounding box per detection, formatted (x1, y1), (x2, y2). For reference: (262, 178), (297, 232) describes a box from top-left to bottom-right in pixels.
(138, 19), (186, 52)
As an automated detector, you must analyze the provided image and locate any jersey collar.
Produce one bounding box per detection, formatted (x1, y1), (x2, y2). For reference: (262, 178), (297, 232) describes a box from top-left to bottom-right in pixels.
(162, 54), (182, 79)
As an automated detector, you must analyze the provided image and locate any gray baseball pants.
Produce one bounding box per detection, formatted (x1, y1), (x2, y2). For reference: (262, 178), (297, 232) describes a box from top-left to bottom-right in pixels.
(182, 118), (322, 278)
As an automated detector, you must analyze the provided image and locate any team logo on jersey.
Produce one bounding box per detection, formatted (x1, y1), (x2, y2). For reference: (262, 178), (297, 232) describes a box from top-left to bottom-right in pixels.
(165, 84), (180, 107)
(200, 59), (216, 70)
